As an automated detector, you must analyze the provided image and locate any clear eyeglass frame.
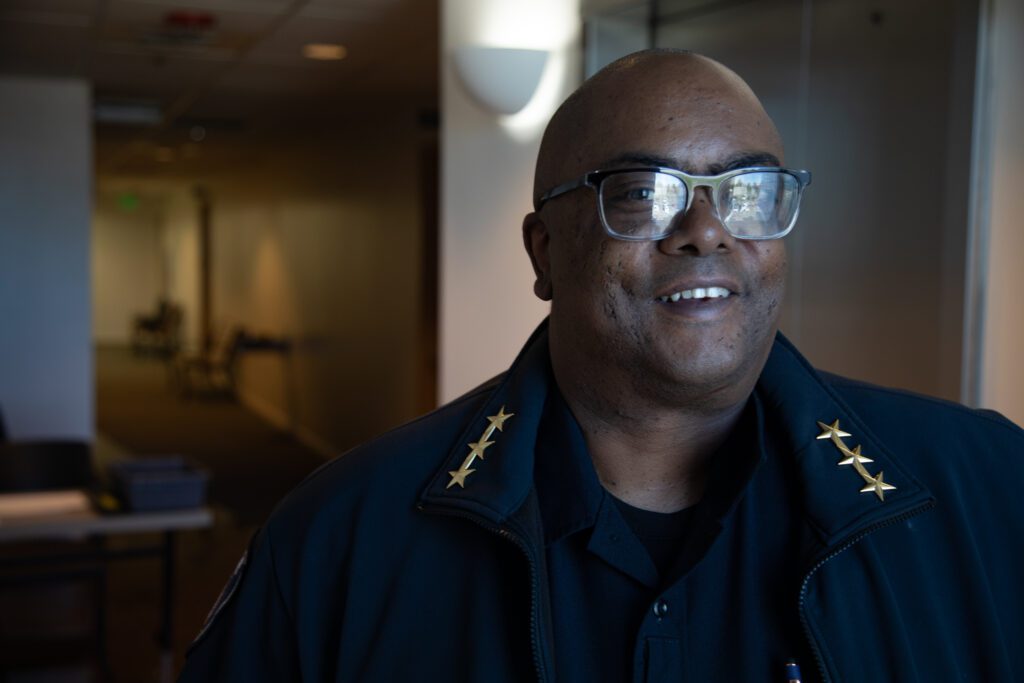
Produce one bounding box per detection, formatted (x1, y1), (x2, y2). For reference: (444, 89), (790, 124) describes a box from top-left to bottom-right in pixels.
(535, 166), (813, 241)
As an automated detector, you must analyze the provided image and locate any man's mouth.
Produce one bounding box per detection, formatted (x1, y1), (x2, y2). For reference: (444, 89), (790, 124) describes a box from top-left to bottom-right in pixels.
(657, 286), (733, 303)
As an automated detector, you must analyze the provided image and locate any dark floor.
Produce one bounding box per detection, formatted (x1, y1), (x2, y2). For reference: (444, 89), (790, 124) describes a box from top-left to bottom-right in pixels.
(2, 346), (326, 682)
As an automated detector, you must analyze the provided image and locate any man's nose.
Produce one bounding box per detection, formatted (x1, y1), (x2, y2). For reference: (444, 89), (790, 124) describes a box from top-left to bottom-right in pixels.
(657, 186), (735, 256)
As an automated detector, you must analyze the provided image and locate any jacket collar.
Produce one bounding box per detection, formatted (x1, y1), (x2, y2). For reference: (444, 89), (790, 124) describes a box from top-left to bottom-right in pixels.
(756, 333), (934, 547)
(420, 321), (552, 525)
(420, 321), (934, 549)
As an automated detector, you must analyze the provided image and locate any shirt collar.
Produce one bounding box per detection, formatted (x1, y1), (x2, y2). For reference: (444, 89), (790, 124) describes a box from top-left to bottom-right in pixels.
(691, 392), (766, 524)
(534, 376), (767, 544)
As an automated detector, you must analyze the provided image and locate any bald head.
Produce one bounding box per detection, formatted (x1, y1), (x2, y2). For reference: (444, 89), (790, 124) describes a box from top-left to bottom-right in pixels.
(533, 49), (783, 207)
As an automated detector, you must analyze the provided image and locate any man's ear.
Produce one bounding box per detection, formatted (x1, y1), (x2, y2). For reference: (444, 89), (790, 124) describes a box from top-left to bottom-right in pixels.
(522, 212), (553, 301)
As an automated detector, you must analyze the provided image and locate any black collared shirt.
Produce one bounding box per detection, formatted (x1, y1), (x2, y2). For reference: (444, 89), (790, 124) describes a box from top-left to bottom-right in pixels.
(534, 386), (815, 682)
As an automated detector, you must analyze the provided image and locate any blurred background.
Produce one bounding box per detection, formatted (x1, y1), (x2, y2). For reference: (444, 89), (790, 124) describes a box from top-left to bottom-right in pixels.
(0, 0), (1020, 679)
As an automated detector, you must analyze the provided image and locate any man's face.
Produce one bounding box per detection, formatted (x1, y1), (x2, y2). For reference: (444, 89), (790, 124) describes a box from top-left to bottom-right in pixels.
(529, 58), (788, 410)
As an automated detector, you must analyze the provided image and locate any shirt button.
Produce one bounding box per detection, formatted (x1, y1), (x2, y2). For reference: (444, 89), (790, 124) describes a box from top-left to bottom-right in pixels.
(653, 598), (669, 618)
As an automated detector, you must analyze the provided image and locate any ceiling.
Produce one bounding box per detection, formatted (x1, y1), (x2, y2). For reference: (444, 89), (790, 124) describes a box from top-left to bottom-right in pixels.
(0, 0), (439, 130)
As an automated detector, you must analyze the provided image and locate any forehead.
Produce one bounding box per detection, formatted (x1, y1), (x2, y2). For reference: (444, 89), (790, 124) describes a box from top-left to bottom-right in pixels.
(563, 61), (783, 177)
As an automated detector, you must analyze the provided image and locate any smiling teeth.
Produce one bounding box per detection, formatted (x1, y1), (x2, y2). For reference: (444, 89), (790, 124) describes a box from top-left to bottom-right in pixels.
(659, 286), (732, 303)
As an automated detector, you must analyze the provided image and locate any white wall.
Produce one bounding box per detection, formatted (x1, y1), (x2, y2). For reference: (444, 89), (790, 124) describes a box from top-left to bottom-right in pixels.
(92, 194), (163, 344)
(976, 0), (1024, 422)
(0, 77), (93, 440)
(439, 0), (582, 401)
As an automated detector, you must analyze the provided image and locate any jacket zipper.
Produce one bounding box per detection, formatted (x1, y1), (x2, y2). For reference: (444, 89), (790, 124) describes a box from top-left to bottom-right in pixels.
(418, 505), (548, 683)
(797, 501), (935, 683)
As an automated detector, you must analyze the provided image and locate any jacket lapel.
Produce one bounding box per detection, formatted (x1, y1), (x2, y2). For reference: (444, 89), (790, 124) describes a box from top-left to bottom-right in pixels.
(420, 321), (552, 525)
(757, 333), (935, 550)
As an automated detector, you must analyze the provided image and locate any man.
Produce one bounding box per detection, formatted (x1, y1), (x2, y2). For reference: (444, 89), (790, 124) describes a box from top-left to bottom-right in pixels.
(180, 50), (1024, 682)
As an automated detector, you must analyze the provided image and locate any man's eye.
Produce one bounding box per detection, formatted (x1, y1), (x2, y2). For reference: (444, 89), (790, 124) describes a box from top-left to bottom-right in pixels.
(625, 187), (655, 201)
(608, 185), (656, 203)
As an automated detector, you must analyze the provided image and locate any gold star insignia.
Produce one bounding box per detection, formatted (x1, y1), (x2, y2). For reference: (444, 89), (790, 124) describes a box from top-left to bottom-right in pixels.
(815, 418), (895, 503)
(446, 467), (475, 489)
(467, 440), (494, 461)
(816, 419), (852, 440)
(487, 406), (514, 432)
(837, 444), (874, 466)
(446, 407), (514, 491)
(860, 471), (897, 501)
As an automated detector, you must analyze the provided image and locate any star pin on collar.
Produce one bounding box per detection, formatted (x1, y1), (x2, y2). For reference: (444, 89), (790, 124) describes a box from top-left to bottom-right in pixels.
(815, 419), (896, 502)
(447, 406), (515, 489)
(816, 419), (851, 441)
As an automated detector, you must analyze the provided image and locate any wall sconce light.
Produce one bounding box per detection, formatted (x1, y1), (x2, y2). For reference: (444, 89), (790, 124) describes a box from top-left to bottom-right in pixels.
(453, 46), (550, 115)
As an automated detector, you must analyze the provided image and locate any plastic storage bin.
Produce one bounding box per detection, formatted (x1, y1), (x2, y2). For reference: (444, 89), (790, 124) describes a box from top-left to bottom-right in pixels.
(109, 456), (208, 511)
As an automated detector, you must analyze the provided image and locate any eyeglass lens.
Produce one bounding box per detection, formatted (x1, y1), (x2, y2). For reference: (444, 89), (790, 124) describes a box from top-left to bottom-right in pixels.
(599, 170), (801, 239)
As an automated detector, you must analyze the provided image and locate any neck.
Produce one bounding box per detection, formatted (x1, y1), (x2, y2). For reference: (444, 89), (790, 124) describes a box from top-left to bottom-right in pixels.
(567, 389), (744, 513)
(550, 347), (751, 514)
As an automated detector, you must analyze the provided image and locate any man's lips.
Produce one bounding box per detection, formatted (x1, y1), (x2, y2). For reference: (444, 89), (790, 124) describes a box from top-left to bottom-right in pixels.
(654, 279), (741, 303)
(657, 285), (732, 303)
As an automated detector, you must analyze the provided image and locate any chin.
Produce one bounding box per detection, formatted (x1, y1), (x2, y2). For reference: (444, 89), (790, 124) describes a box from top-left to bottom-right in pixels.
(643, 336), (769, 406)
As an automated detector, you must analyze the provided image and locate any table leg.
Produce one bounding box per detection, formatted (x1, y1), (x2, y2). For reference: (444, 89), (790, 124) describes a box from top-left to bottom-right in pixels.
(157, 531), (176, 683)
(93, 536), (112, 682)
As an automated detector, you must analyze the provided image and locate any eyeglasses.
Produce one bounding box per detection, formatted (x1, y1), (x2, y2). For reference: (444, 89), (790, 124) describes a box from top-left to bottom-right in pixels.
(535, 166), (812, 241)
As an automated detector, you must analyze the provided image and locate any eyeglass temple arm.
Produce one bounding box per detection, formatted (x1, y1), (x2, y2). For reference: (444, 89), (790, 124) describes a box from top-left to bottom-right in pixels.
(535, 176), (592, 210)
(792, 169), (812, 186)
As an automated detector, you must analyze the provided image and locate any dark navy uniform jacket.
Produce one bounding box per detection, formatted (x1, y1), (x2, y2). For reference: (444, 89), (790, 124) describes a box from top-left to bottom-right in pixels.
(180, 320), (1024, 682)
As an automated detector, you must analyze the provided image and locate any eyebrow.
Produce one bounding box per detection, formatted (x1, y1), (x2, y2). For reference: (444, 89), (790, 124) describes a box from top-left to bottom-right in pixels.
(599, 150), (782, 175)
(706, 152), (781, 175)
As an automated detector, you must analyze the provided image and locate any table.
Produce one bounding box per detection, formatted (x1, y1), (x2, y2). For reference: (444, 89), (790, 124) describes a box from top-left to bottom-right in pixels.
(0, 491), (213, 682)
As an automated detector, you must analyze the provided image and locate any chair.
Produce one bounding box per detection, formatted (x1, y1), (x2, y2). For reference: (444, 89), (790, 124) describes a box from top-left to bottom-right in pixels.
(131, 300), (183, 357)
(172, 326), (247, 398)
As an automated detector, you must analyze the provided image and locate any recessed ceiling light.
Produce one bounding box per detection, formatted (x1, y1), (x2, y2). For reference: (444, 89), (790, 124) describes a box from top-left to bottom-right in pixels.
(303, 43), (347, 60)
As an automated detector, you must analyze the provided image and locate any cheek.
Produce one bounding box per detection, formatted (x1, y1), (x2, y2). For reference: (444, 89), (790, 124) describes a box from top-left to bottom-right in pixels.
(561, 217), (623, 284)
(749, 244), (788, 320)
(597, 242), (627, 318)
(763, 245), (787, 289)
(566, 239), (642, 324)
(557, 206), (603, 272)
(550, 219), (614, 308)
(595, 240), (649, 291)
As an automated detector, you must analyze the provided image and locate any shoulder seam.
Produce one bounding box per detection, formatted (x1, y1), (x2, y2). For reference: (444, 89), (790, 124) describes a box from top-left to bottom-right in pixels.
(827, 377), (1024, 438)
